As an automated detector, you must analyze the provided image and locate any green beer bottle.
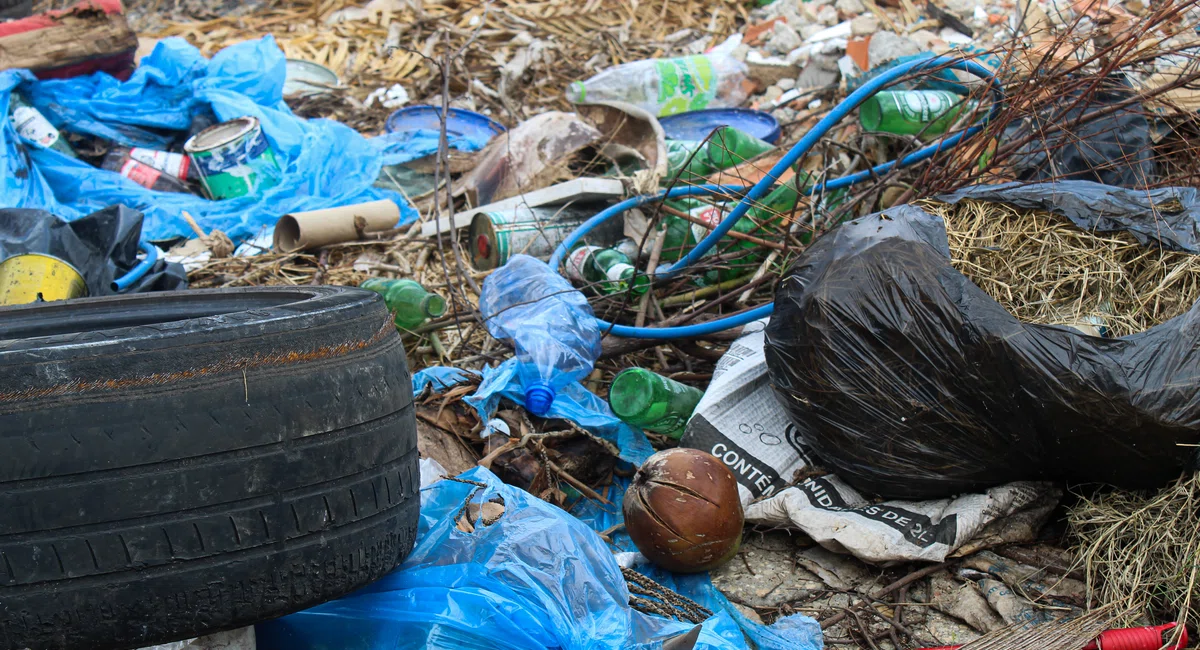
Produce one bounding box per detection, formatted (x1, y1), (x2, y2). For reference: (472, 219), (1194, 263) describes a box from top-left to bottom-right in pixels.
(858, 90), (975, 138)
(609, 368), (705, 439)
(565, 245), (650, 295)
(666, 125), (775, 183)
(360, 278), (447, 331)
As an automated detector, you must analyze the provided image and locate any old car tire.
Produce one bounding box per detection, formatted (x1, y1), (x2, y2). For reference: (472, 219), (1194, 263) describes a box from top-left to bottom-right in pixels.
(0, 287), (419, 650)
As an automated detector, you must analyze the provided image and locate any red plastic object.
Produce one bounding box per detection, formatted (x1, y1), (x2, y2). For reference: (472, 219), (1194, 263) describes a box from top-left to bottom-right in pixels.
(0, 0), (134, 81)
(1087, 623), (1187, 650)
(916, 623), (1187, 650)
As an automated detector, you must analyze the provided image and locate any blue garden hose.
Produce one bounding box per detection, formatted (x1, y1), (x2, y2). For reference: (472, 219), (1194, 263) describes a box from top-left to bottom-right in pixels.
(111, 241), (159, 292)
(549, 55), (1004, 340)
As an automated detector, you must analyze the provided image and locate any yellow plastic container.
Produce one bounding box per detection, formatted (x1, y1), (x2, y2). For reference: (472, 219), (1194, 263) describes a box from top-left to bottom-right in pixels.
(0, 254), (87, 305)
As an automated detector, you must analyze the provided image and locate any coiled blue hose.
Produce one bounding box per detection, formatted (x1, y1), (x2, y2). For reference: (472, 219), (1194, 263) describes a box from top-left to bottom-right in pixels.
(112, 241), (160, 292)
(549, 55), (1004, 340)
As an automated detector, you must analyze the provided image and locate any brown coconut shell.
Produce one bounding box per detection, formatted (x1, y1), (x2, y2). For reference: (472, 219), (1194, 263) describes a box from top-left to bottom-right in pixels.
(623, 448), (744, 573)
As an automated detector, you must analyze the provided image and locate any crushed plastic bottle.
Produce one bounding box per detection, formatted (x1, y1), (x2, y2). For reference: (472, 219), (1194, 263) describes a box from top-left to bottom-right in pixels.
(479, 254), (601, 417)
(566, 54), (750, 117)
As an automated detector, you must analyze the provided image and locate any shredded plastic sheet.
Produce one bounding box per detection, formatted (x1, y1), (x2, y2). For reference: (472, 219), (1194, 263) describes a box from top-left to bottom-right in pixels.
(766, 183), (1200, 500)
(0, 36), (423, 242)
(411, 366), (480, 394)
(256, 467), (822, 650)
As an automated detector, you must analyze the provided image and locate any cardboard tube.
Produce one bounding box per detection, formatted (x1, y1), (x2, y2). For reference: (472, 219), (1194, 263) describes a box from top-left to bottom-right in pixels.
(274, 200), (401, 252)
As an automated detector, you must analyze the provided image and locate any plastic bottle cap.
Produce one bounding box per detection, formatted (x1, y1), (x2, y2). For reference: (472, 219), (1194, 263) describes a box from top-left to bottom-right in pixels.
(524, 383), (556, 416)
(569, 81), (586, 102)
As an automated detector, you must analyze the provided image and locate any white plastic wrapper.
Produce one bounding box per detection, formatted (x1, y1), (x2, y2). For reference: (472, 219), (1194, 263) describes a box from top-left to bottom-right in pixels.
(682, 319), (1058, 563)
(137, 627), (255, 650)
(420, 457), (449, 489)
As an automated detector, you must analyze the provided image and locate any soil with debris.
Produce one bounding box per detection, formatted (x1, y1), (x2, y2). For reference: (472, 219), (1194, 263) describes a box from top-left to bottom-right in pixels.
(134, 0), (1200, 644)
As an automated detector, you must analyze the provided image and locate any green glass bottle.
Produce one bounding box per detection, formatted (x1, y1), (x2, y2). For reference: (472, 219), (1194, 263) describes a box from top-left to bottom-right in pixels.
(8, 93), (77, 158)
(609, 368), (705, 439)
(666, 126), (775, 183)
(360, 278), (447, 331)
(565, 245), (650, 295)
(858, 90), (975, 138)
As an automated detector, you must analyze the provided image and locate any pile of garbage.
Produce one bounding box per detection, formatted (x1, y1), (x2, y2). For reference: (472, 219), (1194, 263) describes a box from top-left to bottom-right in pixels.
(5, 0), (1200, 648)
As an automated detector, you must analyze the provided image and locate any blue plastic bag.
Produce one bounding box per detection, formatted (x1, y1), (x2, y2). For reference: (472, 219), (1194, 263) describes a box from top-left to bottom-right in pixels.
(466, 357), (655, 466)
(1, 36), (424, 242)
(412, 366), (481, 394)
(259, 365), (822, 650)
(257, 467), (822, 650)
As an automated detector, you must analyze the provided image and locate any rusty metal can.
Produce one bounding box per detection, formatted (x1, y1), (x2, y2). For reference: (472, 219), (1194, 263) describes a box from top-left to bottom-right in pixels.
(0, 253), (87, 305)
(468, 204), (620, 270)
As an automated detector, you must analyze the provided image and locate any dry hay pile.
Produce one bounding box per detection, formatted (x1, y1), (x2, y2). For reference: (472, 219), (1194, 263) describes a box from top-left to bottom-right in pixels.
(138, 0), (747, 129)
(1067, 472), (1200, 637)
(926, 199), (1200, 337)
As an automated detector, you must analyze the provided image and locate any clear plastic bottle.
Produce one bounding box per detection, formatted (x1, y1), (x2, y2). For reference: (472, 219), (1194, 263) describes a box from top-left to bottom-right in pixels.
(566, 54), (750, 117)
(479, 254), (601, 416)
(360, 278), (447, 331)
(564, 245), (650, 296)
(609, 368), (705, 439)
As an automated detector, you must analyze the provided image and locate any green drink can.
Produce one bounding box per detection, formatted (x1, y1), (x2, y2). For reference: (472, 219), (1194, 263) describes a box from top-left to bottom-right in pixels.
(184, 116), (281, 200)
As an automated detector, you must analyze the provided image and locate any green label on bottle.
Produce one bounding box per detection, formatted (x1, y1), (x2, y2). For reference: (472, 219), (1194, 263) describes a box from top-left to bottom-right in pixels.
(655, 56), (718, 116)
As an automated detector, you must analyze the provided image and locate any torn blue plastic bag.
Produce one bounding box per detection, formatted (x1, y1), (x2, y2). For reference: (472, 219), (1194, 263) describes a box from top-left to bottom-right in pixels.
(0, 36), (438, 242)
(374, 127), (492, 167)
(411, 366), (481, 394)
(256, 467), (822, 650)
(466, 357), (655, 466)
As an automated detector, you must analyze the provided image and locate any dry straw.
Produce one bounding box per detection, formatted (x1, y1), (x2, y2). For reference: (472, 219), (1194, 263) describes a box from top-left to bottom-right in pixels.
(925, 199), (1200, 337)
(1067, 472), (1200, 639)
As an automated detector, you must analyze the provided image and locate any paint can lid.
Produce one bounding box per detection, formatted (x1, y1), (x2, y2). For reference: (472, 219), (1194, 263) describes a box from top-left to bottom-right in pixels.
(184, 117), (260, 153)
(385, 105), (505, 144)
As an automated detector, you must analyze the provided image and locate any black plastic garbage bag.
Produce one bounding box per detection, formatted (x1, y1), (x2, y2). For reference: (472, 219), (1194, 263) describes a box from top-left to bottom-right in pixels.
(765, 181), (1200, 500)
(1005, 86), (1156, 188)
(0, 205), (187, 297)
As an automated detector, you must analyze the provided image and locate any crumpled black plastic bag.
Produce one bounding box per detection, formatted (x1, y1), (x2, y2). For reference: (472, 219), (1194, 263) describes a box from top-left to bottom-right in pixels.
(765, 182), (1200, 500)
(0, 205), (187, 297)
(1005, 86), (1156, 188)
